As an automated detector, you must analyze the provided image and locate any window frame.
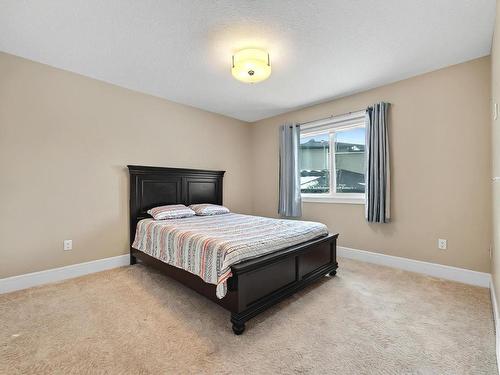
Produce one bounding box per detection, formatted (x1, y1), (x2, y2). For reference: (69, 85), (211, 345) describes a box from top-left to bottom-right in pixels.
(300, 112), (366, 205)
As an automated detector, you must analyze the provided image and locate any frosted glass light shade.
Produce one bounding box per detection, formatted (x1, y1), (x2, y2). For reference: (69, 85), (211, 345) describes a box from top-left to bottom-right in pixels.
(231, 48), (271, 83)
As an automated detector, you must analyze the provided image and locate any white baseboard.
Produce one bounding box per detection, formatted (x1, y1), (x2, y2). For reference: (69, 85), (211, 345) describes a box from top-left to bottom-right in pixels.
(0, 254), (130, 294)
(491, 280), (500, 374)
(0, 247), (491, 291)
(338, 246), (491, 288)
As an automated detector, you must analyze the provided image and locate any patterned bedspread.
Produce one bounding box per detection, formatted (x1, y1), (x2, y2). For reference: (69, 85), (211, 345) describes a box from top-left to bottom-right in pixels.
(132, 213), (328, 298)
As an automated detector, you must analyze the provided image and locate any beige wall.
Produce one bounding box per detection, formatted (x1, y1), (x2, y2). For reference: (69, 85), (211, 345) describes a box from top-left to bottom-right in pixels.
(0, 52), (253, 278)
(251, 57), (492, 273)
(0, 51), (493, 279)
(492, 1), (500, 301)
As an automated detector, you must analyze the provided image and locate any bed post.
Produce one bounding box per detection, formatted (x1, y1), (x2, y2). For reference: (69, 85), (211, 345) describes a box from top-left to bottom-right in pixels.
(128, 165), (138, 266)
(231, 313), (246, 335)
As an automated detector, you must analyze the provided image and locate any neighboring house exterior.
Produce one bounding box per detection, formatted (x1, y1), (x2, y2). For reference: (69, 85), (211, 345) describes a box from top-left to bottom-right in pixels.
(300, 139), (365, 193)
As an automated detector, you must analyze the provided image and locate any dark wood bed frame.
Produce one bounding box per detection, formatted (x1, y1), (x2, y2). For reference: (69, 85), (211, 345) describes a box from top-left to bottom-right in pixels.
(128, 165), (338, 334)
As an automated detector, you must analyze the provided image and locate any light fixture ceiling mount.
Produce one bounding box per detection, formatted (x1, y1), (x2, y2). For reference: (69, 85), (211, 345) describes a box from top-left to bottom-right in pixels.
(231, 48), (271, 84)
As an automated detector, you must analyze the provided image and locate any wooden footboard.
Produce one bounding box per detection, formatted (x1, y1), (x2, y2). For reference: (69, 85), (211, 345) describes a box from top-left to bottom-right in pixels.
(131, 233), (338, 334)
(228, 233), (338, 334)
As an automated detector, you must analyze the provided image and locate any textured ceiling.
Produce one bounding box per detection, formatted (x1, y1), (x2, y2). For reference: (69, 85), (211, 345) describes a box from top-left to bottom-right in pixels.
(0, 0), (495, 122)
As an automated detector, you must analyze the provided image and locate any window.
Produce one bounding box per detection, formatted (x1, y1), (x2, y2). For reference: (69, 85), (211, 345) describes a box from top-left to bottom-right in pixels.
(300, 113), (365, 204)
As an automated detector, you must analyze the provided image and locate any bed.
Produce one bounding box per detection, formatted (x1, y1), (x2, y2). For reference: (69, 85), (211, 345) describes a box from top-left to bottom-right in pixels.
(128, 165), (339, 334)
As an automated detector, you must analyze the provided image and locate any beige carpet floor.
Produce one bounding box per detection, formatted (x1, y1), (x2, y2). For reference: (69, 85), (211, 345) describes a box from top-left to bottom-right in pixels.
(0, 258), (496, 374)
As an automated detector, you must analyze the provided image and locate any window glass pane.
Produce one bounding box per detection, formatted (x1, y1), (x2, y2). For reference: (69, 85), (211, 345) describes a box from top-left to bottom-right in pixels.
(300, 133), (330, 194)
(335, 127), (365, 193)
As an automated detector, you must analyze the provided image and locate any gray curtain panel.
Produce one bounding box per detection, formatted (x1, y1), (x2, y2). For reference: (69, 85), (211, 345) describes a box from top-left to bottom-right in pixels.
(365, 102), (391, 223)
(278, 123), (302, 217)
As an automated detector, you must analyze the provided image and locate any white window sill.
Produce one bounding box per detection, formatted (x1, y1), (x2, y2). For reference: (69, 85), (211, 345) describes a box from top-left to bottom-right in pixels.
(302, 196), (365, 205)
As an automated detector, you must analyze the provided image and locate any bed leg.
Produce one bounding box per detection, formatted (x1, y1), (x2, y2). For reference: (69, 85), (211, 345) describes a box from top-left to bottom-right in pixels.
(231, 314), (246, 335)
(232, 322), (245, 335)
(327, 270), (336, 277)
(130, 254), (137, 265)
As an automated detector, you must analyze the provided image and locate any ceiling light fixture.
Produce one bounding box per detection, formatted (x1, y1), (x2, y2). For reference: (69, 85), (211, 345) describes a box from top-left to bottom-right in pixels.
(231, 48), (271, 84)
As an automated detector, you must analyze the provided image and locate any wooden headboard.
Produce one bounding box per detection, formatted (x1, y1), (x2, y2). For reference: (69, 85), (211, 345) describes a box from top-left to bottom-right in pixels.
(127, 165), (225, 245)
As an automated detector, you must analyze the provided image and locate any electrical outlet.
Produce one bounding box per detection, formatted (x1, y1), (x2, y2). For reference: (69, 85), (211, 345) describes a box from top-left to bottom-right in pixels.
(438, 239), (447, 250)
(63, 239), (72, 251)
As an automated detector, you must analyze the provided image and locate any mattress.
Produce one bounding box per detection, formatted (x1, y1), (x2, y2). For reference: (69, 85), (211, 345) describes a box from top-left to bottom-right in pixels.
(132, 213), (328, 298)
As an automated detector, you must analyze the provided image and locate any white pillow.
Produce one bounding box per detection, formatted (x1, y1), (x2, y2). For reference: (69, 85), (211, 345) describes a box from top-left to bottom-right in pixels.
(189, 204), (230, 216)
(147, 204), (195, 220)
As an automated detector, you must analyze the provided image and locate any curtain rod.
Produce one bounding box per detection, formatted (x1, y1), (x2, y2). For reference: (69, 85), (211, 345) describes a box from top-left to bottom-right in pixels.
(297, 108), (366, 127)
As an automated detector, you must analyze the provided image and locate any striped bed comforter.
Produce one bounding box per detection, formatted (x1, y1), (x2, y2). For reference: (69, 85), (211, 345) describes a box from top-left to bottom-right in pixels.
(132, 213), (328, 298)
